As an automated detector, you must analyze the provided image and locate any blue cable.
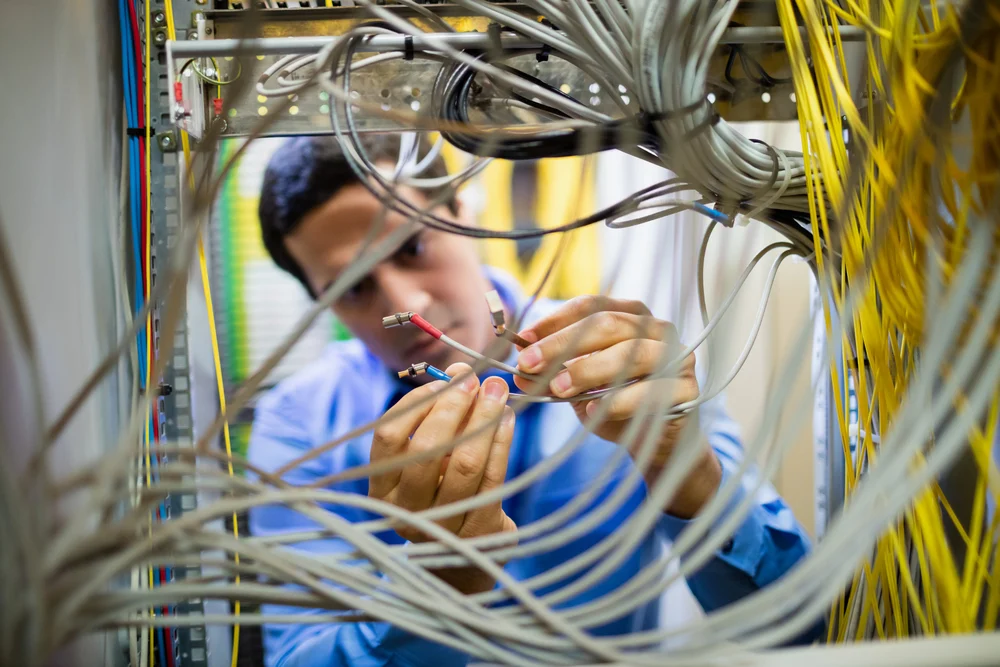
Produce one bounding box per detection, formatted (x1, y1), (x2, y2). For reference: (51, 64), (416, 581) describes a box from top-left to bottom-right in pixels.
(693, 201), (732, 224)
(118, 3), (168, 664)
(118, 0), (146, 379)
(425, 365), (453, 382)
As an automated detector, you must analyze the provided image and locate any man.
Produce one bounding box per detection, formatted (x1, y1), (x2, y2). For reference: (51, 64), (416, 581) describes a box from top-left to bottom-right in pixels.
(249, 134), (817, 666)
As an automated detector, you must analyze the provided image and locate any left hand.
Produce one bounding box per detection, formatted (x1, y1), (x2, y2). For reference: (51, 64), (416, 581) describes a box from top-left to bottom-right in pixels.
(512, 296), (722, 518)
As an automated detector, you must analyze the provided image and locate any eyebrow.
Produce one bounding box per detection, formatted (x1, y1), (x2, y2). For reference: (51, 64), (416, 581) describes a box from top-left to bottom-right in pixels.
(317, 230), (424, 298)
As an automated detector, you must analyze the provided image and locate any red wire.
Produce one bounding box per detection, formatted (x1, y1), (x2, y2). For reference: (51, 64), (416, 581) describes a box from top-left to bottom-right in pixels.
(409, 313), (444, 339)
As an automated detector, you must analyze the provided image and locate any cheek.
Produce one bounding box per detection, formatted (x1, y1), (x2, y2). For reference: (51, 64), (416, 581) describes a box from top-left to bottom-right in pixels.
(332, 311), (386, 349)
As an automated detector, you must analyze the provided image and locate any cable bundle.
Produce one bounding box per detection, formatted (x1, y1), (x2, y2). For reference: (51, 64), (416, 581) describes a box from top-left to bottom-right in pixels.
(3, 1), (1000, 666)
(776, 0), (1000, 640)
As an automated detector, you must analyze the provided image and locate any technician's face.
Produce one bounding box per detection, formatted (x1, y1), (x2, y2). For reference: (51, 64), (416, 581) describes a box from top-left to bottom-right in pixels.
(283, 180), (495, 378)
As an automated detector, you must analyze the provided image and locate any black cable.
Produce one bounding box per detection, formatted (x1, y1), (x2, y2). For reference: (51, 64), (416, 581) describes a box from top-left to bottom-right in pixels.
(435, 51), (666, 160)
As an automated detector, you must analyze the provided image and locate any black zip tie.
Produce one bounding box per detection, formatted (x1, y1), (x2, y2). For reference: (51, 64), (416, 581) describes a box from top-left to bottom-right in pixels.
(743, 138), (780, 209)
(403, 35), (414, 61)
(641, 95), (713, 125)
(536, 44), (551, 63)
(126, 127), (148, 137)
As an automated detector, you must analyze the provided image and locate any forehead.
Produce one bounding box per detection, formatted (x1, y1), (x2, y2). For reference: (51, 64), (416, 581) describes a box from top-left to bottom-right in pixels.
(284, 182), (425, 274)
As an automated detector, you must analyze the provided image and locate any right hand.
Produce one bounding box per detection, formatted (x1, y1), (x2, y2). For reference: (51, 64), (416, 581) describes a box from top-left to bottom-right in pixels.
(369, 363), (516, 594)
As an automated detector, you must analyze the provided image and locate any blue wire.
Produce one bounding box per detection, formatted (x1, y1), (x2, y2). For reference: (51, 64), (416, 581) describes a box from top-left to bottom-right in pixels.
(426, 366), (453, 382)
(693, 202), (732, 224)
(118, 0), (147, 381)
(119, 3), (168, 664)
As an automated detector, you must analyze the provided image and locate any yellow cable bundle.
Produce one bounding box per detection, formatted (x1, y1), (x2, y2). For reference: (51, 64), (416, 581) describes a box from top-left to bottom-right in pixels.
(777, 0), (1000, 640)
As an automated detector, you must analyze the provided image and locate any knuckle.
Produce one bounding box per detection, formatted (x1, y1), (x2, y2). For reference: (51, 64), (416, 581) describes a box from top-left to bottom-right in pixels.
(371, 425), (403, 453)
(395, 525), (424, 543)
(594, 311), (620, 337)
(449, 452), (483, 480)
(458, 511), (499, 538)
(570, 294), (600, 317)
(627, 299), (651, 316)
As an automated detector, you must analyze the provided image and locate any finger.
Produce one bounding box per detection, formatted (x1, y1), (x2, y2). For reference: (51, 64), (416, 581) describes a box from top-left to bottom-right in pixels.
(369, 380), (445, 499)
(585, 377), (699, 422)
(547, 338), (668, 398)
(395, 364), (479, 514)
(511, 374), (547, 395)
(518, 311), (675, 374)
(433, 377), (509, 533)
(517, 295), (651, 347)
(458, 406), (516, 537)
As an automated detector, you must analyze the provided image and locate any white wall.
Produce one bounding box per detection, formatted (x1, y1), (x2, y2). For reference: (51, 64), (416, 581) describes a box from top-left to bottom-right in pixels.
(0, 1), (124, 664)
(596, 123), (816, 535)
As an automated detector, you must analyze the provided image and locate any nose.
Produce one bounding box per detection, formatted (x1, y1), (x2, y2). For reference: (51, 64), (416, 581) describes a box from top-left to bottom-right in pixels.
(378, 267), (433, 316)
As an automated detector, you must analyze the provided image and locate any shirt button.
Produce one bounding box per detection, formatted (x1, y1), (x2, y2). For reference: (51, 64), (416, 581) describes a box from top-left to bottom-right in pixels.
(721, 538), (734, 554)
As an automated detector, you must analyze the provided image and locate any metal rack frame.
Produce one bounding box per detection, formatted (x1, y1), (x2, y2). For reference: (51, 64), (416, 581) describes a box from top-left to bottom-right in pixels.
(145, 4), (864, 664)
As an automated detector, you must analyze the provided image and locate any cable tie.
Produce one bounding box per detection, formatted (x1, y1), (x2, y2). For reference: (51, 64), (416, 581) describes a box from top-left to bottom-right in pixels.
(126, 127), (148, 137)
(403, 35), (414, 61)
(486, 22), (503, 55)
(535, 44), (551, 63)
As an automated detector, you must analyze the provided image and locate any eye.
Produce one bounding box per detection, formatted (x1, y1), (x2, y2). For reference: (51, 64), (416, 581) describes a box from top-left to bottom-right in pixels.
(341, 275), (375, 304)
(397, 234), (426, 260)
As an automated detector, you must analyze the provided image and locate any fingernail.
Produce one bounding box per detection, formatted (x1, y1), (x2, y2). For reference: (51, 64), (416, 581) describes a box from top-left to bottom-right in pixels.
(519, 330), (538, 344)
(501, 406), (515, 428)
(551, 371), (572, 395)
(459, 374), (479, 393)
(585, 401), (597, 417)
(519, 346), (543, 371)
(482, 377), (508, 402)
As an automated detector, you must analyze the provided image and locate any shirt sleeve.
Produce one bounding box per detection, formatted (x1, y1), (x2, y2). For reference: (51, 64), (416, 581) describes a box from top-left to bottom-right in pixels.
(656, 394), (824, 643)
(248, 388), (471, 667)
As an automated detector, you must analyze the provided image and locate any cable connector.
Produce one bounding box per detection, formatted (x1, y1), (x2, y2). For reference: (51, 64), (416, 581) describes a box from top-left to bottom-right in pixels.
(398, 362), (452, 382)
(398, 362), (429, 379)
(485, 290), (534, 348)
(485, 290), (506, 330)
(383, 312), (414, 329)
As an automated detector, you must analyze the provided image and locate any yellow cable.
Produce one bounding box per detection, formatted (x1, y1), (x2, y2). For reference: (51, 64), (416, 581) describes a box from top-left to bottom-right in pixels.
(781, 0), (1000, 639)
(143, 1), (155, 663)
(164, 1), (241, 663)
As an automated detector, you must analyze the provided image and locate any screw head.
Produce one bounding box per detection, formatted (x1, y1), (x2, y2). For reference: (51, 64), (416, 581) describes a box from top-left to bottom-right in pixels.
(158, 133), (176, 151)
(153, 29), (167, 45)
(152, 10), (166, 25)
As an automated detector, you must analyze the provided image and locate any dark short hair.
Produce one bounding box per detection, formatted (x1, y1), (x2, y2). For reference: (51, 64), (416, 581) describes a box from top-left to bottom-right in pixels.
(258, 134), (457, 297)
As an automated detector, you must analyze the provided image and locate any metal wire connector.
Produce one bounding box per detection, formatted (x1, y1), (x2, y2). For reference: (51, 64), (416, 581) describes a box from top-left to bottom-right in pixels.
(398, 362), (452, 382)
(397, 362), (430, 379)
(485, 290), (534, 348)
(485, 290), (506, 330)
(383, 312), (414, 329)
